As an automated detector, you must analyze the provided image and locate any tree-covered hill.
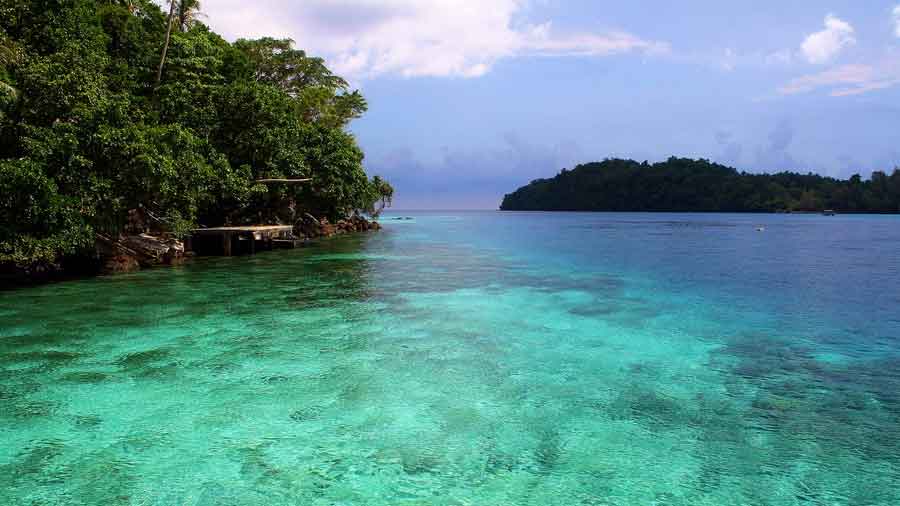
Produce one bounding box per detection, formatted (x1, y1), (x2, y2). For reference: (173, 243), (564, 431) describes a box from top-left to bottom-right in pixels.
(0, 0), (393, 272)
(500, 158), (900, 213)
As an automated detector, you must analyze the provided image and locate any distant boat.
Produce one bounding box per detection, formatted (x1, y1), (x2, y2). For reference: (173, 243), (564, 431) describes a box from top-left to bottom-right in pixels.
(823, 209), (836, 216)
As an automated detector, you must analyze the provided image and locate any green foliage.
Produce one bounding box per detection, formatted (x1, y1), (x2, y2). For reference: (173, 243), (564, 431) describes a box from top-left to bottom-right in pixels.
(292, 124), (372, 218)
(366, 176), (394, 216)
(0, 30), (19, 124)
(233, 37), (367, 128)
(0, 0), (391, 272)
(0, 159), (93, 267)
(500, 158), (900, 213)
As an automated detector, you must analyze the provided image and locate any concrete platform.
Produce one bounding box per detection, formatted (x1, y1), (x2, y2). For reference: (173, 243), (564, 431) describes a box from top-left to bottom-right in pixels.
(190, 225), (295, 256)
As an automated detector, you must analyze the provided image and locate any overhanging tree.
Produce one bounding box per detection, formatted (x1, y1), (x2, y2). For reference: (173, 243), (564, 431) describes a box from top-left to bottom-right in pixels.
(0, 0), (392, 273)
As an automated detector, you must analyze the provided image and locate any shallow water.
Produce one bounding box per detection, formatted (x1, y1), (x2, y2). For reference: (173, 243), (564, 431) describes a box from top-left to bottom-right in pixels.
(1, 211), (899, 505)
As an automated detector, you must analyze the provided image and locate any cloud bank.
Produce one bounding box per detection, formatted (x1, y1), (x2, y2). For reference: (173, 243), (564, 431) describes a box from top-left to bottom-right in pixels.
(201, 0), (668, 79)
(367, 134), (584, 209)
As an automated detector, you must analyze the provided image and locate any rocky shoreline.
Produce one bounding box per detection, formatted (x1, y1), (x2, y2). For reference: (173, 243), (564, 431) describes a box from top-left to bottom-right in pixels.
(1, 215), (382, 286)
(105, 214), (382, 274)
(294, 213), (381, 240)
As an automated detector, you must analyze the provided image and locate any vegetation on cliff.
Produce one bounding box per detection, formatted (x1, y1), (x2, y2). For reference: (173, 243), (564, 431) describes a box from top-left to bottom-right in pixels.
(500, 158), (900, 213)
(0, 0), (392, 272)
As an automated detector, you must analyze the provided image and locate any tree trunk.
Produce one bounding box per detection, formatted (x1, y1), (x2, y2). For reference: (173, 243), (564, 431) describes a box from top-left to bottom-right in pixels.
(155, 0), (177, 89)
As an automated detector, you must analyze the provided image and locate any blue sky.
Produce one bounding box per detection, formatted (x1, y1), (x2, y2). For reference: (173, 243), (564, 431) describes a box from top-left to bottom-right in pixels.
(202, 1), (900, 208)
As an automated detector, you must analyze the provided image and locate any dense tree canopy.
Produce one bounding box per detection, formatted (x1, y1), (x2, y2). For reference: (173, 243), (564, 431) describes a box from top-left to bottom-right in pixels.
(500, 158), (900, 213)
(0, 0), (392, 271)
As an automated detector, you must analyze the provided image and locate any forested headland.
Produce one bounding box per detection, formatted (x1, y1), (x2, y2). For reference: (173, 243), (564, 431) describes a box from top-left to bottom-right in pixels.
(500, 158), (900, 213)
(0, 0), (393, 277)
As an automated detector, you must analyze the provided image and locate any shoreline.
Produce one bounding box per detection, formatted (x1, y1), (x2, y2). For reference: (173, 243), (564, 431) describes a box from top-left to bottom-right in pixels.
(0, 215), (382, 290)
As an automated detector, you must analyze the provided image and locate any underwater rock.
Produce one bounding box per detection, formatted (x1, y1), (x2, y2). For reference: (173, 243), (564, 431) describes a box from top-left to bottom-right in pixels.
(289, 406), (322, 422)
(117, 348), (172, 369)
(61, 371), (108, 384)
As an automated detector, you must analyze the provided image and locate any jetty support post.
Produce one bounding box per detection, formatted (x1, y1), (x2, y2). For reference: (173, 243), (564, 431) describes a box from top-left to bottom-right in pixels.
(221, 231), (232, 256)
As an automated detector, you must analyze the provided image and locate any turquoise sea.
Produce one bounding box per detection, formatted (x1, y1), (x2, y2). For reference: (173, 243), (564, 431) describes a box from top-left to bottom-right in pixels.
(1, 211), (899, 505)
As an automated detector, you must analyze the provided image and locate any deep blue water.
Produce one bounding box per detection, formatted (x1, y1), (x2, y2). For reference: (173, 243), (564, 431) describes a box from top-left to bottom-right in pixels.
(1, 211), (899, 505)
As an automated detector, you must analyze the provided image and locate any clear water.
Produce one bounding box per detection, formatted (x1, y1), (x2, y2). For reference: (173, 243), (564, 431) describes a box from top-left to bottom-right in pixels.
(2, 211), (899, 505)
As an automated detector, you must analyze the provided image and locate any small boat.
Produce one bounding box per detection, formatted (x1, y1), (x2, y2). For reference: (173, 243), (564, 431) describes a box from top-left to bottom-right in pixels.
(823, 209), (836, 216)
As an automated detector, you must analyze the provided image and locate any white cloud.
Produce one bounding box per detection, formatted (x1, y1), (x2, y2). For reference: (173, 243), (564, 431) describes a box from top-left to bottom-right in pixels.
(779, 61), (900, 96)
(801, 14), (855, 64)
(670, 46), (795, 73)
(893, 5), (900, 37)
(720, 48), (737, 71)
(765, 49), (794, 66)
(780, 64), (873, 95)
(199, 0), (667, 79)
(831, 78), (900, 96)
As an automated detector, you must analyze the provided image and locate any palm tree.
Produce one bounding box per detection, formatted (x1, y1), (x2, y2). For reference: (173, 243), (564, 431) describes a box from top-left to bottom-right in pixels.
(154, 0), (177, 89)
(0, 34), (18, 100)
(155, 0), (203, 88)
(177, 0), (203, 32)
(0, 81), (15, 102)
(109, 0), (138, 14)
(0, 34), (16, 65)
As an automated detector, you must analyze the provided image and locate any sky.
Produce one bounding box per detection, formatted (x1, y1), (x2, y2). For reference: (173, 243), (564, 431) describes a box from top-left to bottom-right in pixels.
(197, 1), (900, 209)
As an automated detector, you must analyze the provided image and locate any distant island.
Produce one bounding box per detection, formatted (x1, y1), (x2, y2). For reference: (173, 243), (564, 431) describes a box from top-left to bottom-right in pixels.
(500, 158), (900, 213)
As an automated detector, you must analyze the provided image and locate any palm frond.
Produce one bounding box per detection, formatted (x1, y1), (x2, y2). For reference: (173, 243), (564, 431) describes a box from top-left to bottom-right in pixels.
(0, 80), (17, 99)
